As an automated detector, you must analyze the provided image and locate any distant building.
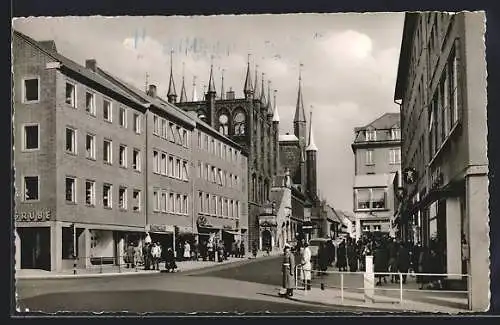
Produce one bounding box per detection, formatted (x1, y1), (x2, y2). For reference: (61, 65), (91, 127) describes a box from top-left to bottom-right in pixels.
(394, 12), (488, 311)
(351, 113), (402, 240)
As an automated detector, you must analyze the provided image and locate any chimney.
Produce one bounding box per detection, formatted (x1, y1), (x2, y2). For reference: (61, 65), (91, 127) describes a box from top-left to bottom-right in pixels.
(85, 59), (97, 72)
(226, 87), (235, 100)
(147, 84), (157, 97)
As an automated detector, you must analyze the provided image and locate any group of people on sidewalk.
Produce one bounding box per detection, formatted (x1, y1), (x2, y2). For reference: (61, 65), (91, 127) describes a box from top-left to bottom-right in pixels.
(279, 233), (463, 296)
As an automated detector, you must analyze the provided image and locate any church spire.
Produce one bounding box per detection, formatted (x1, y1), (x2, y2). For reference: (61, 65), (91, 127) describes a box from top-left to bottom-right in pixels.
(244, 54), (253, 98)
(167, 50), (177, 103)
(294, 63), (306, 122)
(272, 89), (280, 122)
(192, 76), (198, 102)
(179, 62), (187, 103)
(267, 80), (272, 115)
(220, 69), (225, 100)
(254, 64), (260, 99)
(260, 72), (266, 106)
(207, 56), (216, 94)
(306, 108), (318, 152)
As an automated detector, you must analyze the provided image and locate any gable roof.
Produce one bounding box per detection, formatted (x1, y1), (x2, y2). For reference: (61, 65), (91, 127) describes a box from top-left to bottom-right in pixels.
(353, 112), (400, 143)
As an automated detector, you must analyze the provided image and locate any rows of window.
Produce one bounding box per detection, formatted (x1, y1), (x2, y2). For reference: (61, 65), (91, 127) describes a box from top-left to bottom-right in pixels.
(152, 150), (189, 181)
(364, 148), (401, 166)
(197, 161), (239, 189)
(65, 126), (142, 171)
(198, 191), (240, 219)
(22, 175), (142, 211)
(428, 42), (460, 160)
(22, 76), (143, 134)
(152, 190), (189, 215)
(197, 130), (240, 163)
(152, 114), (190, 148)
(362, 128), (401, 142)
(354, 188), (388, 211)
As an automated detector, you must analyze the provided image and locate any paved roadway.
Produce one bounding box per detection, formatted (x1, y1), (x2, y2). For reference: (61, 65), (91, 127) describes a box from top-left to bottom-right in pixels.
(15, 256), (361, 313)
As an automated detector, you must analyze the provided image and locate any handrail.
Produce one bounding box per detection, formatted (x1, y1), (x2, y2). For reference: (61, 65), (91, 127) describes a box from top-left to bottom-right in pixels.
(294, 265), (471, 310)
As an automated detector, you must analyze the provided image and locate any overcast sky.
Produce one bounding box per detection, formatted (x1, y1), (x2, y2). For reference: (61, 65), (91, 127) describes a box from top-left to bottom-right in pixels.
(13, 13), (404, 212)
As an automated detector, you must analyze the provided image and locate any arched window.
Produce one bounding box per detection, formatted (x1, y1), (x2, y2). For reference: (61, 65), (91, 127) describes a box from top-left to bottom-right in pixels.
(217, 111), (229, 136)
(197, 109), (207, 122)
(233, 110), (246, 135)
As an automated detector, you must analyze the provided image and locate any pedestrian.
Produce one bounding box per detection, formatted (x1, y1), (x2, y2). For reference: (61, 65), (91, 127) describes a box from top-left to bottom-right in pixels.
(143, 242), (151, 270)
(151, 242), (162, 270)
(388, 238), (399, 283)
(239, 241), (245, 258)
(347, 240), (358, 272)
(397, 242), (410, 284)
(183, 241), (191, 261)
(165, 247), (178, 272)
(300, 241), (312, 290)
(374, 241), (388, 286)
(252, 241), (258, 258)
(318, 243), (329, 276)
(125, 242), (135, 268)
(337, 239), (347, 271)
(217, 241), (225, 262)
(417, 245), (430, 289)
(281, 244), (296, 297)
(134, 242), (142, 269)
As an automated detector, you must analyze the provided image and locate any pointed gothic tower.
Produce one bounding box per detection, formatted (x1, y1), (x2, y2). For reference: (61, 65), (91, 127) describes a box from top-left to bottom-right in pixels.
(254, 64), (260, 100)
(167, 51), (177, 103)
(243, 56), (253, 99)
(220, 69), (226, 100)
(192, 76), (198, 102)
(179, 62), (188, 103)
(294, 65), (307, 149)
(272, 90), (280, 177)
(206, 60), (217, 125)
(306, 110), (318, 201)
(266, 80), (273, 119)
(260, 72), (267, 109)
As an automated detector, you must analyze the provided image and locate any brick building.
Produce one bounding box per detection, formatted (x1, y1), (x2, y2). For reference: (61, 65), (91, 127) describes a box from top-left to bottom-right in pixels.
(393, 12), (488, 310)
(351, 113), (402, 240)
(13, 30), (248, 271)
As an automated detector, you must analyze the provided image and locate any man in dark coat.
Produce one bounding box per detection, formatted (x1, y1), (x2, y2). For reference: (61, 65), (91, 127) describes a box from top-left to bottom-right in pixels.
(388, 239), (399, 283)
(281, 244), (296, 297)
(397, 242), (411, 284)
(374, 241), (389, 286)
(337, 240), (347, 271)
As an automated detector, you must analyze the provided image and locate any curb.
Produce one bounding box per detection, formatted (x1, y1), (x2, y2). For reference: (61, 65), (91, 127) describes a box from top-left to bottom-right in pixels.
(15, 255), (281, 280)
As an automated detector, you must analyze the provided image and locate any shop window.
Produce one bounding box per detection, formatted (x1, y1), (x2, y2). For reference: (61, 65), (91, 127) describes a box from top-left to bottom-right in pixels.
(62, 227), (75, 259)
(356, 189), (370, 210)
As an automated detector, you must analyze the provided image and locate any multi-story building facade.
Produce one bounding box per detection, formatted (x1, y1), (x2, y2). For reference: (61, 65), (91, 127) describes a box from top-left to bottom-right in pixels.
(351, 113), (402, 240)
(394, 12), (488, 311)
(13, 30), (248, 271)
(175, 61), (278, 248)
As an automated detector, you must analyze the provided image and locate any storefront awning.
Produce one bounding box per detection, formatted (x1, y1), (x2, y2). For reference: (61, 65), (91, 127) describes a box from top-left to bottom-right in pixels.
(223, 230), (240, 236)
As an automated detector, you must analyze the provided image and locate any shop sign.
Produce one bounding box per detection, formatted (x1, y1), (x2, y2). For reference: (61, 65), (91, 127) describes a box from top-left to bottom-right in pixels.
(149, 224), (175, 233)
(197, 215), (208, 226)
(15, 209), (51, 222)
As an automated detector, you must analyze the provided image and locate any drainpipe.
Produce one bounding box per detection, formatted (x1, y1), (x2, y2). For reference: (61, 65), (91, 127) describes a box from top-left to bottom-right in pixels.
(143, 103), (151, 234)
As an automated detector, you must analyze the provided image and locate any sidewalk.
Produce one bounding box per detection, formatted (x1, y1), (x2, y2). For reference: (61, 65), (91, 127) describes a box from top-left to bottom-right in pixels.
(15, 251), (281, 280)
(289, 279), (470, 313)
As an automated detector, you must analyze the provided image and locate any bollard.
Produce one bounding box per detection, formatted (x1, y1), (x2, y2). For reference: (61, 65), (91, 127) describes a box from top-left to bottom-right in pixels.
(399, 273), (403, 304)
(320, 283), (325, 291)
(340, 273), (344, 303)
(364, 255), (374, 303)
(73, 255), (77, 275)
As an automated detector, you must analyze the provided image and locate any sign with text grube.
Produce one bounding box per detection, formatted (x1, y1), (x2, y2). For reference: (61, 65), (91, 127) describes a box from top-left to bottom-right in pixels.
(15, 208), (51, 222)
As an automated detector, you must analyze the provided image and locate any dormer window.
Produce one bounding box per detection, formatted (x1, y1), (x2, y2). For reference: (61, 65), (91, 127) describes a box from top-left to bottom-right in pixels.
(365, 129), (376, 141)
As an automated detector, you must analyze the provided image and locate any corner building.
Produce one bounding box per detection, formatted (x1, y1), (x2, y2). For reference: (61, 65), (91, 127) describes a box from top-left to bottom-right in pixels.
(394, 12), (488, 311)
(13, 30), (248, 271)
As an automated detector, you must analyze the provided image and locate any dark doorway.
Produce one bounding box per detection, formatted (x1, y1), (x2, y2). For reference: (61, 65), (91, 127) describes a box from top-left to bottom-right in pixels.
(262, 230), (272, 251)
(18, 227), (51, 270)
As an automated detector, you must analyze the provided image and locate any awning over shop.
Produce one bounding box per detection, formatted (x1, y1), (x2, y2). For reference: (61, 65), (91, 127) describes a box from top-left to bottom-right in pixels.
(223, 230), (240, 236)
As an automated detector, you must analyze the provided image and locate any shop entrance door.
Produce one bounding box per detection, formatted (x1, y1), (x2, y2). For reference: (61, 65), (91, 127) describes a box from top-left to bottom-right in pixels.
(262, 229), (272, 251)
(18, 227), (51, 270)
